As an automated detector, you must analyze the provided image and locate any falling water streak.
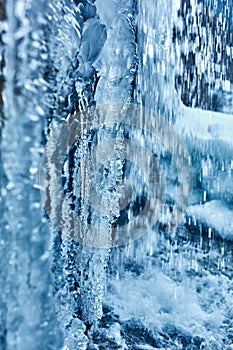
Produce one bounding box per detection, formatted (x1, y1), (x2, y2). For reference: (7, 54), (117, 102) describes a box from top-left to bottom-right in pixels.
(136, 0), (180, 121)
(107, 0), (180, 267)
(173, 0), (233, 112)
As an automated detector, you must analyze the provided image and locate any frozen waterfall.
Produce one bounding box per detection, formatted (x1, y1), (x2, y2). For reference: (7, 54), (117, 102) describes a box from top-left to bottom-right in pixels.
(1, 0), (233, 349)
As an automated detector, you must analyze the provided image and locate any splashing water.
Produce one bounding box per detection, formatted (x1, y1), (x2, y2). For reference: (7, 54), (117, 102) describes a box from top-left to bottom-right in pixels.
(1, 0), (233, 349)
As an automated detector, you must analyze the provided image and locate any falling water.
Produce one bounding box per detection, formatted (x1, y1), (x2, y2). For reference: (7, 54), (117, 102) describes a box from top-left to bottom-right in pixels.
(1, 0), (233, 349)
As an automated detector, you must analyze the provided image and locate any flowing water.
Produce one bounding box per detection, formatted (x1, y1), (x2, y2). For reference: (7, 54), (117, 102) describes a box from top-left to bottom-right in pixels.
(0, 0), (233, 349)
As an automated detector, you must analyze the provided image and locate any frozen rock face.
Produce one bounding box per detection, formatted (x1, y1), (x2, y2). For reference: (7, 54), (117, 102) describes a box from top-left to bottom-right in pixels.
(45, 0), (110, 345)
(45, 0), (107, 124)
(0, 0), (112, 348)
(42, 0), (137, 348)
(1, 0), (138, 346)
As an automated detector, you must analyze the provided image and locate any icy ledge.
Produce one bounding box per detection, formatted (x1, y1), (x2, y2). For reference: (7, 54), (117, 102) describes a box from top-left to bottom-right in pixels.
(187, 200), (233, 241)
(176, 103), (233, 149)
